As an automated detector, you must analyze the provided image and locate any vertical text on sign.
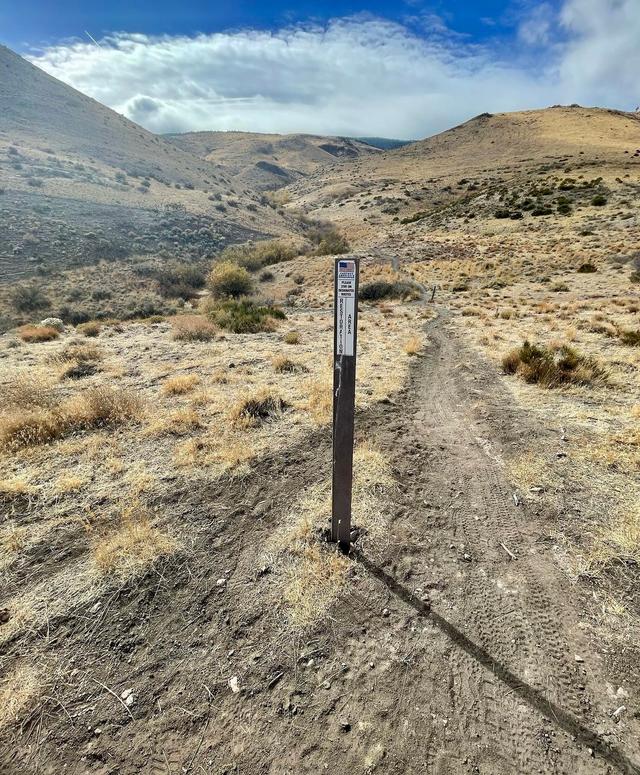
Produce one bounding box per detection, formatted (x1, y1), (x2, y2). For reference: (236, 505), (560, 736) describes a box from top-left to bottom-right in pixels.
(336, 259), (356, 357)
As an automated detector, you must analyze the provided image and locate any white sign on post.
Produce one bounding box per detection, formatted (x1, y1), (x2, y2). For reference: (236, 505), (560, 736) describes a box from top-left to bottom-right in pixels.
(336, 259), (356, 357)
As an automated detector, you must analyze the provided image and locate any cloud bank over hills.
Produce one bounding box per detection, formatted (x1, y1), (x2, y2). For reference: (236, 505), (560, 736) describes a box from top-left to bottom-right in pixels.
(27, 0), (639, 139)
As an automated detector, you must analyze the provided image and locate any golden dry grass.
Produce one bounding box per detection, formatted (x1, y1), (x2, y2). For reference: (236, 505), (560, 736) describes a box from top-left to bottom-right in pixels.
(162, 374), (200, 395)
(0, 385), (143, 451)
(93, 502), (177, 578)
(266, 443), (395, 629)
(146, 407), (203, 437)
(404, 335), (422, 356)
(0, 476), (34, 496)
(0, 663), (41, 729)
(306, 378), (332, 424)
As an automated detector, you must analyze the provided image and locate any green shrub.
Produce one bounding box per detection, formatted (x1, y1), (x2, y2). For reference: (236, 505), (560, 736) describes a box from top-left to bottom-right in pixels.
(154, 262), (206, 299)
(502, 341), (606, 388)
(532, 206), (553, 216)
(494, 209), (511, 219)
(208, 261), (253, 298)
(359, 280), (421, 301)
(205, 299), (285, 333)
(557, 202), (572, 215)
(218, 240), (298, 272)
(591, 195), (607, 206)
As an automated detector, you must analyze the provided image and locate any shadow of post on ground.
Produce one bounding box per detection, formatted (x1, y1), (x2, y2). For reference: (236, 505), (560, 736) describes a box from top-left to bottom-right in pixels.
(351, 548), (640, 775)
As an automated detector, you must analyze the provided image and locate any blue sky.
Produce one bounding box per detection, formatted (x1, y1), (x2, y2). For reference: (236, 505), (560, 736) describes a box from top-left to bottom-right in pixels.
(3, 1), (527, 52)
(3, 1), (638, 139)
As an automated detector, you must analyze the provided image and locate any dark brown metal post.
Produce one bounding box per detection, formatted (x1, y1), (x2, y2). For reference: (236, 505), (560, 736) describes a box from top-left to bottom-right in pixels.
(331, 257), (359, 547)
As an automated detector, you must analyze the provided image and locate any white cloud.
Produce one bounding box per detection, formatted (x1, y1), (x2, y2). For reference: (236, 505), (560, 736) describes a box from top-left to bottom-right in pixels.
(26, 2), (640, 140)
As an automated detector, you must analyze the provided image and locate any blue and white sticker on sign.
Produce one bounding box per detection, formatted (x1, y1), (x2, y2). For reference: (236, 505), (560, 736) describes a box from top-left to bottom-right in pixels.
(336, 260), (356, 356)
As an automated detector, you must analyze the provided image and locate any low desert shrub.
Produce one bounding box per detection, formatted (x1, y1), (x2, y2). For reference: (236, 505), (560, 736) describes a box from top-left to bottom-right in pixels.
(77, 321), (101, 337)
(591, 195), (607, 207)
(359, 280), (421, 302)
(171, 314), (217, 342)
(619, 329), (640, 347)
(305, 222), (350, 255)
(10, 283), (50, 312)
(153, 262), (206, 299)
(283, 331), (300, 344)
(531, 206), (553, 216)
(205, 299), (285, 333)
(208, 260), (253, 298)
(577, 262), (597, 273)
(502, 341), (607, 388)
(18, 324), (59, 343)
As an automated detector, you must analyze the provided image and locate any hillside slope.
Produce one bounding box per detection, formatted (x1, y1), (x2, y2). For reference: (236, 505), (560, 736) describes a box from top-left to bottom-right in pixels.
(166, 130), (380, 190)
(287, 105), (640, 243)
(0, 45), (291, 283)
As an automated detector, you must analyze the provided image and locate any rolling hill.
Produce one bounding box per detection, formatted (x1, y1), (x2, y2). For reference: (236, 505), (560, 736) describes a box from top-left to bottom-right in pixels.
(165, 130), (380, 190)
(287, 105), (640, 242)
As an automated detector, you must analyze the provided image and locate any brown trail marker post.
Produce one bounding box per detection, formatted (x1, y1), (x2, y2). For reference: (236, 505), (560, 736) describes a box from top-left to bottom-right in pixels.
(331, 257), (360, 548)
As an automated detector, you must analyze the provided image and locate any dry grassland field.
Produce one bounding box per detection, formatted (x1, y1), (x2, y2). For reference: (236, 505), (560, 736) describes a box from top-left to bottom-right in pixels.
(1, 41), (640, 775)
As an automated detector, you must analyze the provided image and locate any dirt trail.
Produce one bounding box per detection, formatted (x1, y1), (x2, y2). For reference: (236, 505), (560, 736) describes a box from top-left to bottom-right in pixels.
(3, 311), (639, 775)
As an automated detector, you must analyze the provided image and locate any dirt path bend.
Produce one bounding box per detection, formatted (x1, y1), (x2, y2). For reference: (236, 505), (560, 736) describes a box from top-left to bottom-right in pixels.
(3, 311), (640, 775)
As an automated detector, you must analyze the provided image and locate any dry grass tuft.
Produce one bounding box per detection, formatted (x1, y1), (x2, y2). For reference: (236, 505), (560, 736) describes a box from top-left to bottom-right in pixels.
(619, 329), (640, 347)
(585, 504), (640, 575)
(306, 379), (332, 424)
(0, 664), (41, 729)
(404, 335), (422, 356)
(231, 389), (289, 427)
(18, 324), (59, 343)
(53, 475), (86, 494)
(3, 372), (58, 409)
(171, 314), (217, 342)
(147, 407), (202, 437)
(77, 321), (101, 337)
(93, 501), (177, 578)
(272, 355), (307, 374)
(502, 341), (607, 388)
(0, 386), (143, 451)
(283, 331), (300, 345)
(53, 342), (104, 363)
(282, 543), (350, 628)
(162, 374), (200, 395)
(0, 477), (34, 497)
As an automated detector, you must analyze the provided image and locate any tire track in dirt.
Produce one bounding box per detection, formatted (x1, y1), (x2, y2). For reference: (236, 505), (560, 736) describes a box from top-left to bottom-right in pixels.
(372, 309), (640, 774)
